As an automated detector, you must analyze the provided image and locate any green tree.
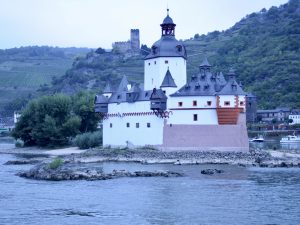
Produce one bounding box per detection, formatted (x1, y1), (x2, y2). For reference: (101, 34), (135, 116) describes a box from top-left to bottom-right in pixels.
(12, 94), (82, 147)
(72, 91), (100, 132)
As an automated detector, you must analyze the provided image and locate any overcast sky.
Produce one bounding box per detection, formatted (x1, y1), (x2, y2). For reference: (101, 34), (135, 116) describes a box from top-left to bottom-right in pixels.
(0, 0), (288, 49)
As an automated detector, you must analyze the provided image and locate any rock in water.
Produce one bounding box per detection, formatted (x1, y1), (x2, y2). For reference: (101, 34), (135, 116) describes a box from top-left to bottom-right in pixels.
(201, 169), (224, 175)
(17, 163), (183, 181)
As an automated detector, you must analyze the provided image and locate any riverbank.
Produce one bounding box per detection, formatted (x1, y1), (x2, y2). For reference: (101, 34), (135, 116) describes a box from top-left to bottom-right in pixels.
(1, 145), (300, 168)
(0, 146), (86, 156)
(68, 148), (300, 168)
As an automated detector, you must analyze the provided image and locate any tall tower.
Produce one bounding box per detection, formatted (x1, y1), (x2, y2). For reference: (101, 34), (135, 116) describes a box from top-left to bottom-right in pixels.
(130, 29), (140, 52)
(144, 9), (187, 92)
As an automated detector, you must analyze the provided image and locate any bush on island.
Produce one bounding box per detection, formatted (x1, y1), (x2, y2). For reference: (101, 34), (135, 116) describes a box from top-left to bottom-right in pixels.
(48, 157), (64, 170)
(73, 131), (102, 149)
(15, 139), (24, 148)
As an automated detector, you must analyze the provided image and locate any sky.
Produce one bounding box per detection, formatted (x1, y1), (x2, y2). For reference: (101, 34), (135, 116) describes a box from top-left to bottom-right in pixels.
(0, 0), (288, 49)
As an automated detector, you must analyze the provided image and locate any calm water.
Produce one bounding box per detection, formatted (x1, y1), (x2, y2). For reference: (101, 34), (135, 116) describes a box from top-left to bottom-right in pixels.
(0, 152), (300, 225)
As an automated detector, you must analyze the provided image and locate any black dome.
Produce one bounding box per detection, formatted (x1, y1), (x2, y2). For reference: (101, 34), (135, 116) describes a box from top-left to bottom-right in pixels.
(162, 15), (174, 24)
(145, 36), (187, 60)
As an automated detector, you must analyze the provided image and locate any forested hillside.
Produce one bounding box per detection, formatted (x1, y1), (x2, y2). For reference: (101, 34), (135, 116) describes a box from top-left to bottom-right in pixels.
(49, 0), (300, 109)
(1, 0), (299, 115)
(186, 0), (300, 109)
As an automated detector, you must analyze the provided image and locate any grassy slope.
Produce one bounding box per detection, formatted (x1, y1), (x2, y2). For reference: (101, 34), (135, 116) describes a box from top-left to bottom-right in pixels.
(0, 47), (90, 115)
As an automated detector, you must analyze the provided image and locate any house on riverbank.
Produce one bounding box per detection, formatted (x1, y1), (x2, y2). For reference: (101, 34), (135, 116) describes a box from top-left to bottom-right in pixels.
(95, 10), (249, 152)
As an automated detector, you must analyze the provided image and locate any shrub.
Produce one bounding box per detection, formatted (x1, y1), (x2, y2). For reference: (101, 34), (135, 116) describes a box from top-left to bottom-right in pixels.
(48, 157), (64, 170)
(15, 139), (24, 148)
(73, 131), (102, 149)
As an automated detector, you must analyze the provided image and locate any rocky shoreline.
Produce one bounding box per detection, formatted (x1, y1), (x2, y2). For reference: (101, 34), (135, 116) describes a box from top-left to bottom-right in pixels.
(2, 146), (300, 181)
(65, 148), (300, 168)
(18, 162), (183, 181)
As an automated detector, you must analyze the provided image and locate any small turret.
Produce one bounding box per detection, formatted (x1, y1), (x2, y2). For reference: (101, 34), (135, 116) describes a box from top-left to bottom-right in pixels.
(199, 57), (212, 73)
(94, 95), (108, 113)
(150, 88), (167, 111)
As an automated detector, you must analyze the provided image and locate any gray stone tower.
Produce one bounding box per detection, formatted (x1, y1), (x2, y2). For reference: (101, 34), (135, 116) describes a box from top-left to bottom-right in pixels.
(130, 29), (140, 52)
(246, 93), (257, 123)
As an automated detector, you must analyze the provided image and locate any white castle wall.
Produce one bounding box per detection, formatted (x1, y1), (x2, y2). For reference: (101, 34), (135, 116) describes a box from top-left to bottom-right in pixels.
(167, 96), (218, 125)
(218, 95), (246, 110)
(144, 57), (186, 91)
(103, 101), (164, 147)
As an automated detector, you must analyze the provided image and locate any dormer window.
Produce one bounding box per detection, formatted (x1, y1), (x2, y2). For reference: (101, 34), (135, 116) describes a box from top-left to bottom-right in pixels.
(191, 75), (197, 81)
(232, 84), (237, 91)
(195, 83), (200, 90)
(152, 46), (157, 54)
(204, 84), (209, 90)
(176, 45), (182, 52)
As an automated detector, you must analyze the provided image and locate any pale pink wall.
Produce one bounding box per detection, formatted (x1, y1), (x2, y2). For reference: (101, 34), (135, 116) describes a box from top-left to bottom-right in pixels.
(161, 113), (249, 152)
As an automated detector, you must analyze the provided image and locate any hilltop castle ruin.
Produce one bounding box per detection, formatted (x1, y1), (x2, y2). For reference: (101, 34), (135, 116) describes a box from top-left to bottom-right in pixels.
(112, 29), (140, 54)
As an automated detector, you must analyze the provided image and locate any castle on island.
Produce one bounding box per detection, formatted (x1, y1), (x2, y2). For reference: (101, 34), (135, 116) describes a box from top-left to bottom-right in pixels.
(95, 10), (249, 152)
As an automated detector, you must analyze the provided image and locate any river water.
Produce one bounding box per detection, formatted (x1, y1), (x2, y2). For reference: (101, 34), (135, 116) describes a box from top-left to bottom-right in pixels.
(0, 151), (300, 225)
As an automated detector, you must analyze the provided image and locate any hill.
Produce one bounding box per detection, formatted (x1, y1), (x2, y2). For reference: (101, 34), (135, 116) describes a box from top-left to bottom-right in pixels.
(0, 46), (90, 115)
(1, 0), (300, 114)
(48, 0), (300, 109)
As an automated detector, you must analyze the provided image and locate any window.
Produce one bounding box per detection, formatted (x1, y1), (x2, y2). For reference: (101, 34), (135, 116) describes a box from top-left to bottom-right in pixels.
(207, 101), (212, 106)
(193, 101), (197, 106)
(165, 60), (168, 64)
(148, 62), (150, 66)
(110, 123), (112, 128)
(117, 95), (121, 99)
(240, 101), (244, 106)
(136, 123), (139, 128)
(145, 92), (148, 97)
(126, 123), (130, 128)
(163, 90), (166, 94)
(193, 114), (198, 121)
(224, 101), (230, 106)
(178, 102), (183, 107)
(154, 61), (156, 64)
(147, 123), (151, 128)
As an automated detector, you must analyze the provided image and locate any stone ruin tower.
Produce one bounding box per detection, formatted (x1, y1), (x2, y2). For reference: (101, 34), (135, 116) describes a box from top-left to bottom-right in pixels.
(130, 29), (140, 52)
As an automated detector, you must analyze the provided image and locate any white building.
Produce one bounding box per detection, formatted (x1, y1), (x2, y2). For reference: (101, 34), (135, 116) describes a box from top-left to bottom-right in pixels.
(95, 11), (249, 152)
(289, 109), (300, 125)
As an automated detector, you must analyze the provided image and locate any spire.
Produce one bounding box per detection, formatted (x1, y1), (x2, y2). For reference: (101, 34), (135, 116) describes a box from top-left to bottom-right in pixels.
(103, 82), (113, 93)
(117, 75), (129, 92)
(160, 68), (177, 88)
(228, 68), (236, 80)
(161, 8), (176, 36)
(199, 56), (211, 68)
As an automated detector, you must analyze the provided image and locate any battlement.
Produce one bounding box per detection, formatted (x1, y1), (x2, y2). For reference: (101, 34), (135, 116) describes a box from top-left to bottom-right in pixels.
(112, 29), (140, 54)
